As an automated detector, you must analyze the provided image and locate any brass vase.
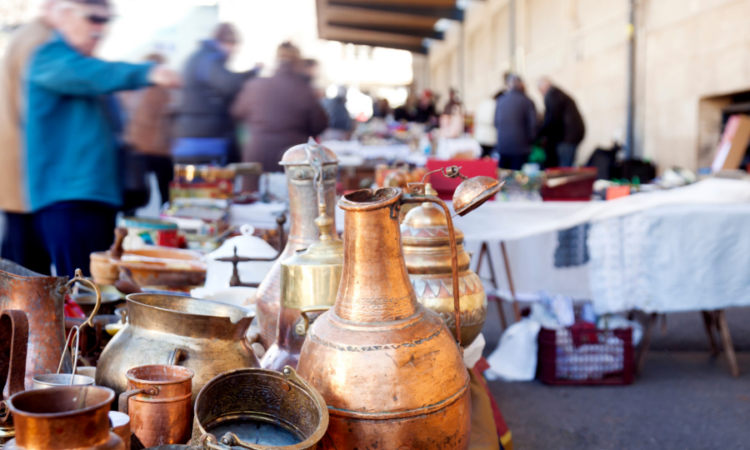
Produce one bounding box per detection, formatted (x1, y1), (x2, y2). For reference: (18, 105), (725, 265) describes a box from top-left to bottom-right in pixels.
(261, 206), (343, 371)
(401, 183), (487, 346)
(296, 188), (471, 449)
(255, 140), (338, 350)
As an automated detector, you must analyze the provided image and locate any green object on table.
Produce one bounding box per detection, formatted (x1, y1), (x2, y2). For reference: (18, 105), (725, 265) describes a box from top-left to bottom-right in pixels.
(529, 145), (546, 163)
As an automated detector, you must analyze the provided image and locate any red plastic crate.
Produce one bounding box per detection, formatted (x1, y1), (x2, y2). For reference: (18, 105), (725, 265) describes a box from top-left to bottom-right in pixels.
(538, 325), (634, 386)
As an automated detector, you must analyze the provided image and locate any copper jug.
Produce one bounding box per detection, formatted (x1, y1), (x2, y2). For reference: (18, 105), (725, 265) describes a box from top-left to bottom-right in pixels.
(401, 183), (487, 346)
(0, 310), (29, 446)
(261, 205), (343, 371)
(96, 294), (259, 402)
(5, 385), (124, 450)
(255, 139), (338, 350)
(0, 261), (100, 390)
(297, 188), (474, 449)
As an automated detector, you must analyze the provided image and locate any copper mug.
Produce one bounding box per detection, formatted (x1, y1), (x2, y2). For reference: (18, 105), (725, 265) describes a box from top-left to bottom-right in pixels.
(118, 365), (194, 448)
(4, 385), (124, 450)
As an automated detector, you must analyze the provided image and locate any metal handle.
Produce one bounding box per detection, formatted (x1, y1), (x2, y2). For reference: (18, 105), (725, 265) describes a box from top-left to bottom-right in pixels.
(118, 387), (158, 415)
(168, 348), (187, 366)
(61, 269), (101, 328)
(294, 305), (332, 336)
(402, 194), (463, 348)
(56, 326), (80, 385)
(0, 310), (29, 423)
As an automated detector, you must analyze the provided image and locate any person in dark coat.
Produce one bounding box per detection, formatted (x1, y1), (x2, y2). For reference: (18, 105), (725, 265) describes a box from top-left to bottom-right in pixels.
(231, 42), (328, 173)
(321, 85), (353, 141)
(493, 75), (537, 170)
(537, 77), (585, 167)
(172, 23), (261, 166)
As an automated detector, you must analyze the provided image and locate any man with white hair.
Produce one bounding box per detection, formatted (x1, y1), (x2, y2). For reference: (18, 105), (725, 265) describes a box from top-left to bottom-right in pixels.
(0, 0), (57, 273)
(21, 0), (180, 277)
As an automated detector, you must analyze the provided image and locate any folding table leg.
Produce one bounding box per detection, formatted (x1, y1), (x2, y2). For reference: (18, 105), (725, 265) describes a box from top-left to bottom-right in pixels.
(476, 242), (507, 330)
(500, 241), (522, 322)
(701, 311), (719, 356)
(716, 310), (740, 377)
(636, 313), (658, 374)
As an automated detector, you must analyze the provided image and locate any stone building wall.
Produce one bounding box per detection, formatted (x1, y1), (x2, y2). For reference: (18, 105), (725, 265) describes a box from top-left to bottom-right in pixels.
(423, 0), (750, 170)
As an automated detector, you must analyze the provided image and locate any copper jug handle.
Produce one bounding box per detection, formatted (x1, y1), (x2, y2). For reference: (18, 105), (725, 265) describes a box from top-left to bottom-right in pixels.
(401, 195), (464, 348)
(168, 348), (188, 366)
(118, 386), (158, 415)
(61, 269), (101, 329)
(294, 305), (333, 336)
(0, 310), (29, 423)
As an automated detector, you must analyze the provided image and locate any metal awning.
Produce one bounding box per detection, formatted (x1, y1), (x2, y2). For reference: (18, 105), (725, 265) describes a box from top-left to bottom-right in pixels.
(316, 0), (463, 54)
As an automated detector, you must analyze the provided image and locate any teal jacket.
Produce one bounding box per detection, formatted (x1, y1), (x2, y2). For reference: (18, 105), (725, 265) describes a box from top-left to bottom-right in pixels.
(25, 33), (153, 211)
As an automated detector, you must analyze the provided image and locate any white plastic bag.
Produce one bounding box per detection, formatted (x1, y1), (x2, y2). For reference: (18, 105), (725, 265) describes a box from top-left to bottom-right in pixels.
(484, 319), (542, 382)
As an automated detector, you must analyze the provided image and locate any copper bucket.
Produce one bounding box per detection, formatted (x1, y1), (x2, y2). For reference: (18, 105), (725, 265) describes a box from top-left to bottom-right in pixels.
(118, 365), (194, 448)
(190, 367), (328, 450)
(4, 385), (124, 450)
(0, 310), (29, 446)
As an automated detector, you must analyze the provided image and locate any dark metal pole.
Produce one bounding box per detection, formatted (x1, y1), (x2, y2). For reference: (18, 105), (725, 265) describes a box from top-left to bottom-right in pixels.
(625, 0), (636, 159)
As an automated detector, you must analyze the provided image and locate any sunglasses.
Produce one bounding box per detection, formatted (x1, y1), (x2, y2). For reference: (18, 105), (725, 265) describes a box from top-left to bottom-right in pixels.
(86, 14), (110, 24)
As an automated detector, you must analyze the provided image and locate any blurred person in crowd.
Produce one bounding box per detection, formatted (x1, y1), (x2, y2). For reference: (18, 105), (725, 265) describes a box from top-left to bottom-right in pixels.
(493, 74), (537, 170)
(475, 72), (514, 157)
(0, 0), (58, 274)
(537, 77), (585, 167)
(23, 0), (180, 277)
(299, 58), (318, 84)
(123, 53), (174, 206)
(442, 88), (462, 116)
(415, 89), (437, 124)
(372, 97), (390, 119)
(172, 23), (261, 166)
(393, 93), (417, 122)
(232, 42), (328, 173)
(321, 85), (353, 141)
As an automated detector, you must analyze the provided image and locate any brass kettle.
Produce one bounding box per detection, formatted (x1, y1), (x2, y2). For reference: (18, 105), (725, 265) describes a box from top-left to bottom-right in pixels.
(401, 183), (487, 346)
(261, 205), (343, 371)
(255, 139), (338, 351)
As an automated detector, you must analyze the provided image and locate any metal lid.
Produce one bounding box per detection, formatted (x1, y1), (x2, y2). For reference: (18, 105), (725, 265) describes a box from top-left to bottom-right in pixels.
(280, 138), (339, 166)
(400, 183), (465, 246)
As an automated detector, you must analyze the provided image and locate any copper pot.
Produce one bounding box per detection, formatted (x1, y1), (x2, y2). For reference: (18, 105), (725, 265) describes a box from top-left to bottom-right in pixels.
(401, 183), (487, 346)
(119, 365), (194, 447)
(0, 261), (100, 390)
(190, 367), (328, 450)
(5, 386), (124, 450)
(296, 188), (472, 449)
(261, 205), (342, 372)
(254, 140), (338, 350)
(96, 294), (258, 402)
(0, 310), (29, 446)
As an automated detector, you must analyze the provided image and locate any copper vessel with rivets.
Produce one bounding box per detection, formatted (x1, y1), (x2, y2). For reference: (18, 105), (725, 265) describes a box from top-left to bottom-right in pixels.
(296, 187), (471, 449)
(255, 139), (338, 351)
(400, 183), (487, 346)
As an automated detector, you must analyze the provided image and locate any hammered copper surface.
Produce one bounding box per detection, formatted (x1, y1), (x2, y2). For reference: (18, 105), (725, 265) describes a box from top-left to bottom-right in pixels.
(401, 184), (488, 346)
(0, 260), (72, 390)
(254, 142), (338, 350)
(96, 294), (259, 402)
(296, 188), (471, 450)
(120, 365), (193, 448)
(191, 367), (328, 450)
(262, 206), (343, 372)
(0, 309), (29, 446)
(5, 386), (124, 450)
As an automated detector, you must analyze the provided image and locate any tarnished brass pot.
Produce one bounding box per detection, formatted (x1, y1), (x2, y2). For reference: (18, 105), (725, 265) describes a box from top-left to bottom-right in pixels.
(401, 183), (487, 346)
(297, 188), (471, 450)
(96, 294), (259, 402)
(190, 367), (328, 450)
(5, 386), (124, 450)
(254, 141), (338, 349)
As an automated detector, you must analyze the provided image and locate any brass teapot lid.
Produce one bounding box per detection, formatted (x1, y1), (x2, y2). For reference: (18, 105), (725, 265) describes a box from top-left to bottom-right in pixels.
(283, 205), (343, 267)
(400, 183), (465, 246)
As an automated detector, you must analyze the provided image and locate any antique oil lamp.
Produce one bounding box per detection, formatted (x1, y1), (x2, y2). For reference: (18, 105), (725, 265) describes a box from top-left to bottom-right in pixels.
(261, 152), (344, 371)
(296, 167), (501, 449)
(400, 179), (487, 346)
(254, 139), (338, 350)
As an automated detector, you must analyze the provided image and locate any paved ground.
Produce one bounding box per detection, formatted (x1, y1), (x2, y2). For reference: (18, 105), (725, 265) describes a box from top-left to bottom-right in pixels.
(481, 302), (750, 450)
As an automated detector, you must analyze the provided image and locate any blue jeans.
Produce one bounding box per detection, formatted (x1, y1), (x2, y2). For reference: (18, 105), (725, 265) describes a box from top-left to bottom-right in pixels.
(556, 142), (578, 167)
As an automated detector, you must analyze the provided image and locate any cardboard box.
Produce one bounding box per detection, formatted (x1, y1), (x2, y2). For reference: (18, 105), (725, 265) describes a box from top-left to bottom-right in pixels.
(712, 114), (750, 172)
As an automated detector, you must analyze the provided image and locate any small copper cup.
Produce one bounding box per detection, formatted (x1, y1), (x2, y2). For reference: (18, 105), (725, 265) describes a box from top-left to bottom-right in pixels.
(118, 365), (194, 448)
